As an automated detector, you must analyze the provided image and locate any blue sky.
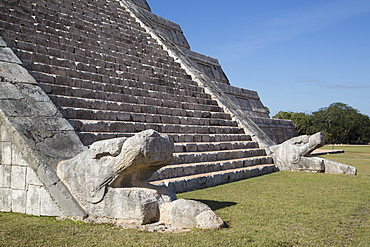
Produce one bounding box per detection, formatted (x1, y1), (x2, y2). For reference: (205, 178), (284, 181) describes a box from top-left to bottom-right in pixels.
(148, 0), (370, 117)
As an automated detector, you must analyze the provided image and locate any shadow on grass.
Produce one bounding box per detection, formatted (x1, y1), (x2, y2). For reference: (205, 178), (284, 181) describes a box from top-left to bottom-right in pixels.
(184, 199), (237, 211)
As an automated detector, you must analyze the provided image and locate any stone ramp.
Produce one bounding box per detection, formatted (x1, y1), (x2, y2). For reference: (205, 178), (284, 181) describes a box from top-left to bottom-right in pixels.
(0, 0), (276, 198)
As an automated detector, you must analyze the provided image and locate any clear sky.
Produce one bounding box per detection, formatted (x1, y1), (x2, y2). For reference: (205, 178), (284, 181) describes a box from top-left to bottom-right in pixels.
(147, 0), (370, 117)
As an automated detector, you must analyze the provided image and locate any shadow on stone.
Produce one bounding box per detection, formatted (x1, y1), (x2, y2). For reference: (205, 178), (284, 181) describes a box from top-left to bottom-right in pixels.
(187, 199), (237, 211)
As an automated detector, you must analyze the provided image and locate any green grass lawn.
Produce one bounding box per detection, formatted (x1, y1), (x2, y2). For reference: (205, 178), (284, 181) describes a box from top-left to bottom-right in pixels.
(1, 146), (369, 246)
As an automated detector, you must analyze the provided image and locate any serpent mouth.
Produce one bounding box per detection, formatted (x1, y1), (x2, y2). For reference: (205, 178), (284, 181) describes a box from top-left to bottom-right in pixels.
(304, 132), (325, 155)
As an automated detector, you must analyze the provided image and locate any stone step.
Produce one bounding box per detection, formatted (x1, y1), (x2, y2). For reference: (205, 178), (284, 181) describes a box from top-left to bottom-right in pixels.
(75, 132), (253, 145)
(38, 80), (214, 105)
(40, 83), (223, 113)
(68, 119), (245, 136)
(150, 156), (273, 181)
(43, 87), (223, 112)
(49, 95), (231, 120)
(174, 141), (258, 153)
(59, 107), (238, 127)
(170, 134), (252, 143)
(172, 148), (266, 165)
(150, 164), (277, 193)
(29, 26), (185, 75)
(31, 60), (204, 94)
(7, 8), (199, 94)
(24, 51), (195, 90)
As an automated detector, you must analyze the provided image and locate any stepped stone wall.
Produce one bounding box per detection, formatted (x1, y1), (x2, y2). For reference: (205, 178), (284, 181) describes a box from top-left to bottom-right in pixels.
(214, 82), (297, 143)
(134, 4), (230, 85)
(0, 0), (296, 145)
(0, 125), (62, 216)
(130, 2), (297, 143)
(0, 0), (296, 217)
(0, 36), (87, 216)
(1, 0), (218, 145)
(132, 0), (151, 11)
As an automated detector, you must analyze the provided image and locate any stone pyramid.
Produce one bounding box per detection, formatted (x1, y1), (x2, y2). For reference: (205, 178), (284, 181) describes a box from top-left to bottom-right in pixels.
(0, 0), (297, 217)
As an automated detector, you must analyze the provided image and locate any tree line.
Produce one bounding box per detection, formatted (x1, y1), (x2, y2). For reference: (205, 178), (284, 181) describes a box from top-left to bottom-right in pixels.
(272, 102), (370, 144)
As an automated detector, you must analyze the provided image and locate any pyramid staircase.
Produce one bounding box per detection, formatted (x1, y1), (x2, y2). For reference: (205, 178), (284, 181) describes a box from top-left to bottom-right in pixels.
(52, 80), (277, 189)
(0, 0), (276, 193)
(41, 70), (275, 193)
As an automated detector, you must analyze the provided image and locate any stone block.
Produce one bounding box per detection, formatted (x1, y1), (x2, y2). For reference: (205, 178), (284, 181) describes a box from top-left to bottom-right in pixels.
(17, 83), (51, 102)
(11, 144), (28, 166)
(26, 167), (43, 186)
(159, 199), (223, 229)
(0, 62), (36, 84)
(40, 186), (62, 216)
(0, 125), (11, 142)
(26, 184), (41, 216)
(0, 188), (12, 212)
(0, 47), (22, 64)
(11, 166), (26, 190)
(33, 102), (59, 117)
(1, 142), (12, 165)
(0, 81), (24, 100)
(11, 189), (26, 213)
(0, 99), (33, 117)
(132, 113), (145, 122)
(89, 188), (159, 224)
(114, 111), (130, 122)
(0, 165), (11, 188)
(0, 36), (6, 47)
(34, 131), (86, 161)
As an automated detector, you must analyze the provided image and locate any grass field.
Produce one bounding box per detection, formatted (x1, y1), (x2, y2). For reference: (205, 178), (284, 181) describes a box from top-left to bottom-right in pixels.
(1, 146), (369, 246)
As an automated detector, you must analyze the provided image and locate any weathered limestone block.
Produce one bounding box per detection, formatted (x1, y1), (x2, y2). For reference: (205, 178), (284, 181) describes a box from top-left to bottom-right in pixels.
(159, 199), (224, 229)
(0, 142), (12, 165)
(57, 130), (176, 222)
(268, 132), (356, 175)
(0, 165), (11, 188)
(323, 159), (357, 175)
(58, 130), (176, 205)
(26, 167), (43, 186)
(0, 61), (36, 84)
(0, 47), (22, 64)
(11, 189), (26, 214)
(39, 186), (63, 216)
(25, 184), (41, 216)
(0, 37), (6, 47)
(10, 166), (26, 190)
(0, 188), (11, 212)
(87, 188), (161, 225)
(24, 184), (62, 216)
(57, 129), (225, 229)
(0, 122), (65, 216)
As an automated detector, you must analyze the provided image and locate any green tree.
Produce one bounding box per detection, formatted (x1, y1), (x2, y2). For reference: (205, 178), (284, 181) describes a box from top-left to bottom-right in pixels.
(264, 106), (271, 115)
(273, 111), (314, 135)
(290, 113), (315, 135)
(312, 102), (369, 144)
(273, 102), (370, 144)
(273, 111), (293, 120)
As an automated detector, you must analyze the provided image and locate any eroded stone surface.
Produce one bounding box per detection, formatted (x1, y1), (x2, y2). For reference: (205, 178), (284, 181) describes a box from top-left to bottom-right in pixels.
(57, 130), (178, 223)
(57, 130), (176, 205)
(0, 62), (36, 84)
(269, 132), (357, 175)
(159, 199), (224, 229)
(57, 130), (226, 228)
